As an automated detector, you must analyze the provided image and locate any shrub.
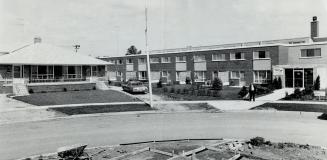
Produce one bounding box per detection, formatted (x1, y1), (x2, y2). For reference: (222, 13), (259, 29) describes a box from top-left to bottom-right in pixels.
(277, 77), (282, 89)
(212, 77), (223, 90)
(256, 85), (272, 95)
(157, 79), (162, 88)
(293, 88), (302, 99)
(272, 77), (279, 89)
(238, 86), (248, 98)
(303, 85), (314, 96)
(163, 87), (168, 92)
(170, 87), (175, 93)
(198, 89), (205, 96)
(185, 77), (191, 84)
(63, 88), (67, 92)
(176, 88), (181, 94)
(93, 86), (96, 90)
(28, 89), (34, 94)
(183, 88), (189, 94)
(250, 137), (265, 146)
(314, 75), (320, 90)
(317, 113), (327, 120)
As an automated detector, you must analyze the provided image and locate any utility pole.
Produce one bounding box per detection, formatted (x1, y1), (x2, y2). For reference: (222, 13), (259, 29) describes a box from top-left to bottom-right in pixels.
(145, 0), (153, 107)
(73, 44), (80, 53)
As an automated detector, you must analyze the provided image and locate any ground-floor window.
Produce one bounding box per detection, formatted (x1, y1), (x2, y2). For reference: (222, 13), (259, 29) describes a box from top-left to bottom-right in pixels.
(231, 71), (245, 80)
(139, 71), (147, 80)
(253, 70), (271, 84)
(285, 68), (313, 88)
(194, 71), (206, 82)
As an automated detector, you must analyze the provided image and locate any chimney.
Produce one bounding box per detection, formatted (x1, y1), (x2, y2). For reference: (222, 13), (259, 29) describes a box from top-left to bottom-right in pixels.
(311, 16), (319, 38)
(34, 37), (42, 44)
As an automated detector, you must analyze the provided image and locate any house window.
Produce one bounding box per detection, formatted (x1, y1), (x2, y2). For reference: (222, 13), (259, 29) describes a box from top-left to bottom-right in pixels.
(161, 57), (171, 63)
(116, 59), (123, 65)
(230, 52), (245, 60)
(116, 71), (122, 77)
(253, 51), (270, 59)
(176, 56), (186, 62)
(150, 57), (160, 63)
(126, 59), (133, 64)
(301, 48), (321, 58)
(194, 55), (206, 62)
(138, 58), (146, 64)
(253, 71), (271, 84)
(139, 71), (147, 80)
(212, 53), (226, 61)
(194, 71), (206, 82)
(231, 71), (245, 80)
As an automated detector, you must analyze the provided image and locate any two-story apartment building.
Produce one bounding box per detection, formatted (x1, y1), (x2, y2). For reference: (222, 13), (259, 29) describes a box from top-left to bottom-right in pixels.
(99, 17), (327, 89)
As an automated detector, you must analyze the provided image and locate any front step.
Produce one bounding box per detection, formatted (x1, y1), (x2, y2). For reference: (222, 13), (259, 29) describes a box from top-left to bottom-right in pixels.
(13, 83), (30, 96)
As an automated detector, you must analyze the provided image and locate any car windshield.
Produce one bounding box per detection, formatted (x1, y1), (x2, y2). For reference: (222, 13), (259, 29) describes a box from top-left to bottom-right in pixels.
(130, 82), (143, 86)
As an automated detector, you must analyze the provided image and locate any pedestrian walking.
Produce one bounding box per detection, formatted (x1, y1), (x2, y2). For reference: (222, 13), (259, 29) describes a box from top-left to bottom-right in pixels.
(249, 83), (256, 102)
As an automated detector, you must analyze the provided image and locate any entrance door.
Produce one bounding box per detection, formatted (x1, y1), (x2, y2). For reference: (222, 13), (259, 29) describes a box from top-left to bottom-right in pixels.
(294, 70), (303, 88)
(13, 65), (22, 78)
(285, 69), (293, 88)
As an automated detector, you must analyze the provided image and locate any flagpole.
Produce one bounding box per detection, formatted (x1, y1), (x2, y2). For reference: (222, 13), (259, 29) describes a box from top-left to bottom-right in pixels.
(145, 0), (153, 108)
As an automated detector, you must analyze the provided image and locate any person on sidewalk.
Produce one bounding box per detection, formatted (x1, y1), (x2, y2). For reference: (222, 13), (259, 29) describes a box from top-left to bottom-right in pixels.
(249, 83), (256, 102)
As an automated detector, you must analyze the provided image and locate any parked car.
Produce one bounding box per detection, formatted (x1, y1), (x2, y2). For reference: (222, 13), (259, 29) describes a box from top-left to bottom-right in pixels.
(122, 81), (148, 93)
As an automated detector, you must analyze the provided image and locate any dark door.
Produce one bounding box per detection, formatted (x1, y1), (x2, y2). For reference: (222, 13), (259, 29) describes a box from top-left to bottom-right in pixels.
(54, 66), (63, 79)
(285, 69), (293, 88)
(304, 68), (314, 88)
(294, 70), (303, 88)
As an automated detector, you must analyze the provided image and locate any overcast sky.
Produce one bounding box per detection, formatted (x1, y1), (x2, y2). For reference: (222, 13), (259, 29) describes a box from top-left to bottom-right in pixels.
(1, 0), (327, 57)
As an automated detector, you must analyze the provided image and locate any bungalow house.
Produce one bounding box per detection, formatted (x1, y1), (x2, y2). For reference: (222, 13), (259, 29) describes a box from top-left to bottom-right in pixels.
(0, 38), (110, 95)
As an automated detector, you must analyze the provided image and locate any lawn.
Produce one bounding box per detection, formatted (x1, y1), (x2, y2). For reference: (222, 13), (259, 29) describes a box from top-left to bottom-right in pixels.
(251, 102), (327, 113)
(152, 85), (242, 101)
(14, 90), (140, 106)
(51, 103), (153, 115)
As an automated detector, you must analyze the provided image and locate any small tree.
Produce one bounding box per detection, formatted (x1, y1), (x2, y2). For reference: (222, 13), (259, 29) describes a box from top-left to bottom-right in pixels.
(277, 77), (282, 89)
(238, 86), (248, 98)
(185, 77), (191, 84)
(212, 77), (223, 90)
(314, 75), (320, 90)
(126, 45), (142, 55)
(272, 77), (278, 89)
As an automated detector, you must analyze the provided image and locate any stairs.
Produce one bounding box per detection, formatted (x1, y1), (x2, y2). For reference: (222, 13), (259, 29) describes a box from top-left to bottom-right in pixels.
(13, 83), (29, 96)
(95, 81), (110, 90)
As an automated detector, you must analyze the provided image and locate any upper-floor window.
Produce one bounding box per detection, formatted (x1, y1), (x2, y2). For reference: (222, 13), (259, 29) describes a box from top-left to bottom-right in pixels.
(253, 51), (270, 59)
(194, 55), (206, 62)
(138, 58), (146, 64)
(301, 48), (321, 58)
(176, 56), (186, 62)
(161, 57), (171, 63)
(150, 57), (160, 63)
(116, 59), (123, 65)
(230, 52), (245, 60)
(212, 53), (226, 61)
(126, 59), (133, 64)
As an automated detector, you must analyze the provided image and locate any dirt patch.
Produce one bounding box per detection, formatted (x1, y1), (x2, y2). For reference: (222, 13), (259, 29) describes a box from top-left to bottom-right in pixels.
(251, 102), (327, 113)
(50, 103), (153, 115)
(153, 103), (221, 112)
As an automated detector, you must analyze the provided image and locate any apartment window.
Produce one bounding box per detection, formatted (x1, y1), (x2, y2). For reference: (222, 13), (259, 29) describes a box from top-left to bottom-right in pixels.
(139, 71), (147, 80)
(231, 71), (245, 80)
(161, 57), (171, 63)
(212, 53), (226, 61)
(253, 71), (271, 84)
(301, 48), (321, 58)
(230, 52), (245, 60)
(150, 57), (160, 63)
(194, 55), (206, 62)
(138, 58), (146, 64)
(126, 59), (133, 64)
(116, 71), (122, 77)
(194, 71), (206, 82)
(253, 51), (270, 59)
(116, 59), (123, 65)
(176, 56), (186, 62)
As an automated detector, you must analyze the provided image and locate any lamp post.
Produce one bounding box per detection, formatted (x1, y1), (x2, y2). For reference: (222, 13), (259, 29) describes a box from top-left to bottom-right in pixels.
(145, 0), (153, 107)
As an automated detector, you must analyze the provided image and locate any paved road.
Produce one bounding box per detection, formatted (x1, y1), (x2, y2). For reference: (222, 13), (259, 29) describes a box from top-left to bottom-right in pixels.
(1, 111), (327, 160)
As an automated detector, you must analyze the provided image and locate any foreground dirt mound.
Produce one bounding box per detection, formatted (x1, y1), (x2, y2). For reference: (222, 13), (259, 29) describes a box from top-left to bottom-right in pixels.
(24, 138), (327, 160)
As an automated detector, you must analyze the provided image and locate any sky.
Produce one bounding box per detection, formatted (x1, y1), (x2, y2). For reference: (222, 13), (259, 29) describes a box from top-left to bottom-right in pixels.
(0, 0), (327, 57)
